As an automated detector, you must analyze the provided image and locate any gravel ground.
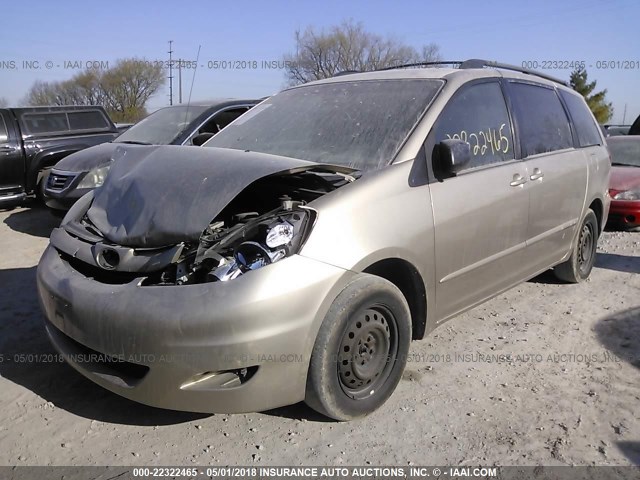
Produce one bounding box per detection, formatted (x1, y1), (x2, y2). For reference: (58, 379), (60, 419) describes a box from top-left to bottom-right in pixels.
(0, 202), (639, 467)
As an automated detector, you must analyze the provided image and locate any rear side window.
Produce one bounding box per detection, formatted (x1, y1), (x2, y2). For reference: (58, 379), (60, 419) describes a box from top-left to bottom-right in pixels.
(23, 113), (69, 134)
(559, 91), (603, 147)
(432, 81), (515, 168)
(509, 83), (573, 157)
(22, 110), (110, 135)
(68, 111), (110, 130)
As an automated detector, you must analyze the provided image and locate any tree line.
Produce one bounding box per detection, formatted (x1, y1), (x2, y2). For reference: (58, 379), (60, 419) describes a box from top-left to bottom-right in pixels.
(23, 59), (164, 122)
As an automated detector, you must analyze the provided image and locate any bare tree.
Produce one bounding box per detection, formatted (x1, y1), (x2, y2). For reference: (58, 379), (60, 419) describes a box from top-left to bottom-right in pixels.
(284, 20), (441, 85)
(22, 59), (164, 122)
(100, 59), (165, 122)
(0, 97), (8, 107)
(22, 81), (57, 105)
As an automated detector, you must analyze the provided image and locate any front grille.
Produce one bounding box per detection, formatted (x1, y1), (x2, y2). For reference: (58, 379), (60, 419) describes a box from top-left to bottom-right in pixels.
(58, 250), (164, 285)
(47, 172), (76, 191)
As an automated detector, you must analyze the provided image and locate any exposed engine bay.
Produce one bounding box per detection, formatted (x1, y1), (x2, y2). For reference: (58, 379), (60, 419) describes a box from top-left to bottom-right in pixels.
(54, 169), (355, 286)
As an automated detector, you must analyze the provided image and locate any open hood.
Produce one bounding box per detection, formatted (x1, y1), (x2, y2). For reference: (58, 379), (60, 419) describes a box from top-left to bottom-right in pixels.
(86, 145), (350, 248)
(54, 142), (120, 172)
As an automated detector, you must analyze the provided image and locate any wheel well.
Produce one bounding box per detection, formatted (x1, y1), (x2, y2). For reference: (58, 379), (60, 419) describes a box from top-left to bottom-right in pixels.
(29, 151), (77, 192)
(363, 258), (427, 340)
(40, 152), (74, 170)
(589, 198), (603, 234)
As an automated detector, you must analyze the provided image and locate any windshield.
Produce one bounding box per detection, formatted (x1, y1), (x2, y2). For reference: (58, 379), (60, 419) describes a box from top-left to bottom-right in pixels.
(608, 138), (640, 167)
(114, 105), (209, 145)
(206, 79), (442, 171)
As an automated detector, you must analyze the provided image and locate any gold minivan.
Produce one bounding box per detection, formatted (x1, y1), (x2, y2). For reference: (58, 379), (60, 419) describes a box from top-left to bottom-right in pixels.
(37, 60), (610, 420)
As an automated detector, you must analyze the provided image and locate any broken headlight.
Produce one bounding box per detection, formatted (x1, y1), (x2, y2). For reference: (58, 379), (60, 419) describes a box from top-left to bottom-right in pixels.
(157, 199), (315, 286)
(205, 211), (312, 282)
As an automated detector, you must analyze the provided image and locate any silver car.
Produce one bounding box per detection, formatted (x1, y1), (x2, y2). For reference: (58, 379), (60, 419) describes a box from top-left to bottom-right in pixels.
(37, 60), (610, 420)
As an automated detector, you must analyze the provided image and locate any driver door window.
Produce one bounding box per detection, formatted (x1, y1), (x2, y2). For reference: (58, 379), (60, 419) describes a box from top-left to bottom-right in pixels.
(433, 81), (515, 170)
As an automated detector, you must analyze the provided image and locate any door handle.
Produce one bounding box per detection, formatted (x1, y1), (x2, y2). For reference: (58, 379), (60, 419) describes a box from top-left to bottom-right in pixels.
(510, 173), (527, 187)
(530, 168), (544, 181)
(0, 145), (14, 153)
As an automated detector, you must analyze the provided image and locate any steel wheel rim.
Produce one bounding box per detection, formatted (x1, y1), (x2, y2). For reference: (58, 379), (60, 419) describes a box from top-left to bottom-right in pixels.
(577, 221), (595, 275)
(337, 305), (398, 400)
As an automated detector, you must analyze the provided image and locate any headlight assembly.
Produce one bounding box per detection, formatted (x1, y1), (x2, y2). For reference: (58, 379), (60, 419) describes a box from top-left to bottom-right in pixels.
(148, 202), (316, 286)
(78, 165), (111, 189)
(613, 189), (640, 201)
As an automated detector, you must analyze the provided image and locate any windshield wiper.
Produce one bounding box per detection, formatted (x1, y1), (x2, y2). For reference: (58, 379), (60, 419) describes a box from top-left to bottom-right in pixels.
(116, 140), (152, 145)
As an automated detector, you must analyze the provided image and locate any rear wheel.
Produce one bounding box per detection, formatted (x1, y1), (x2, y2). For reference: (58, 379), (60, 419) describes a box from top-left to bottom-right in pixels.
(305, 274), (411, 421)
(554, 209), (598, 283)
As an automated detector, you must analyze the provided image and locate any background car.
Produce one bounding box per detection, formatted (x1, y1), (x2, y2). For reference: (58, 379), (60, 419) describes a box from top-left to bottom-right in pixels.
(607, 136), (640, 231)
(114, 123), (134, 134)
(43, 99), (259, 211)
(602, 124), (631, 137)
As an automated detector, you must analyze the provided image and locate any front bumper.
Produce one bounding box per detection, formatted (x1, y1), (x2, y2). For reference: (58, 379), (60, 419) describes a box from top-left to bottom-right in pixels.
(606, 200), (640, 230)
(43, 170), (93, 211)
(37, 246), (354, 413)
(44, 187), (93, 211)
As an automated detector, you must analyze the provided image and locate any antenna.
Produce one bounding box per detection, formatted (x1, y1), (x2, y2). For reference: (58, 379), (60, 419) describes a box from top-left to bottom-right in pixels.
(183, 45), (202, 124)
(168, 40), (174, 105)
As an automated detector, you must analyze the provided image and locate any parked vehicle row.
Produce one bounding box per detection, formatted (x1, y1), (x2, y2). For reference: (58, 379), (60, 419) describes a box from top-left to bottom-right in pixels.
(0, 106), (118, 207)
(43, 99), (259, 211)
(37, 59), (611, 420)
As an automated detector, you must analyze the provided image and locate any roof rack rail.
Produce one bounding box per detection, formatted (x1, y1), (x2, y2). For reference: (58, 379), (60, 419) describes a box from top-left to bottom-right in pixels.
(333, 70), (360, 77)
(378, 61), (465, 71)
(380, 58), (569, 86)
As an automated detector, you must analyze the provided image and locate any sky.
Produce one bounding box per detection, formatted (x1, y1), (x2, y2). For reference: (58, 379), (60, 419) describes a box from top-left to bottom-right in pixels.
(1, 0), (638, 124)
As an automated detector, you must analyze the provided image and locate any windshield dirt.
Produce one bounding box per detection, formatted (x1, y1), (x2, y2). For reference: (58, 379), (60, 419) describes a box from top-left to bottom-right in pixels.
(114, 105), (208, 145)
(206, 79), (442, 171)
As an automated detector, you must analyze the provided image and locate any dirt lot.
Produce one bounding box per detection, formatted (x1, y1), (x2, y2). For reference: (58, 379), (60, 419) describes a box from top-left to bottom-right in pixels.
(0, 202), (639, 467)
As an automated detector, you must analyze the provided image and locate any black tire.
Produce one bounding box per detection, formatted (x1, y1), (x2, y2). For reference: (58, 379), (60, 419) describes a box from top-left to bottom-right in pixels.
(305, 274), (411, 421)
(554, 209), (598, 283)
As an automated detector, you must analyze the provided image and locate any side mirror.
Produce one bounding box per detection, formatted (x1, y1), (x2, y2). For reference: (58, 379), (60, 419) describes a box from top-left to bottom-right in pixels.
(435, 139), (471, 176)
(192, 132), (215, 146)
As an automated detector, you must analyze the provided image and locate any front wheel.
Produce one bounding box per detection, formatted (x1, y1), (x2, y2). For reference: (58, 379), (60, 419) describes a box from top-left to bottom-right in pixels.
(305, 274), (411, 421)
(554, 209), (598, 283)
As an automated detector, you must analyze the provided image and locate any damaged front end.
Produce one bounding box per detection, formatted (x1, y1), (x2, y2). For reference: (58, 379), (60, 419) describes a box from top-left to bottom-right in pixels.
(38, 145), (364, 413)
(160, 198), (313, 286)
(53, 162), (354, 287)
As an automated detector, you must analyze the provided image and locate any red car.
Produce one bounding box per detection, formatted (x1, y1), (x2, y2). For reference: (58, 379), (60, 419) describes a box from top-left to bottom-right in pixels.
(607, 136), (640, 231)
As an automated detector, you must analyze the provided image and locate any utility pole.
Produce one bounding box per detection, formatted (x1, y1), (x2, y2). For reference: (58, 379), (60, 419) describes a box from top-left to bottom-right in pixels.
(622, 103), (627, 124)
(178, 59), (183, 104)
(168, 40), (174, 105)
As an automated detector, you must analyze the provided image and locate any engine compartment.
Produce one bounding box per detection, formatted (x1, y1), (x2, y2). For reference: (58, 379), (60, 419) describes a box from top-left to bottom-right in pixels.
(58, 170), (353, 286)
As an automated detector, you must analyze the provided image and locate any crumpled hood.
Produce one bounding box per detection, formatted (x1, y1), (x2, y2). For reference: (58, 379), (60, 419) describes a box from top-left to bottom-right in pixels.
(610, 165), (640, 192)
(54, 142), (120, 171)
(86, 145), (328, 248)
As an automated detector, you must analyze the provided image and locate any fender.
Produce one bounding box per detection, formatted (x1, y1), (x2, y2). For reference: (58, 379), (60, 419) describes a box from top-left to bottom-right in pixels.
(26, 143), (89, 192)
